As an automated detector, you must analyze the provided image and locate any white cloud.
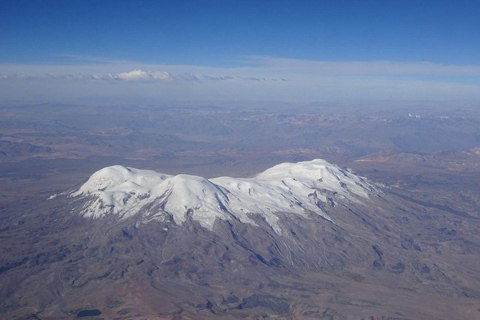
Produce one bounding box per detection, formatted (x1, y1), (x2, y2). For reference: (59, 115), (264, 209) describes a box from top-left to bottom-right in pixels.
(244, 56), (480, 76)
(109, 69), (173, 81)
(0, 56), (479, 106)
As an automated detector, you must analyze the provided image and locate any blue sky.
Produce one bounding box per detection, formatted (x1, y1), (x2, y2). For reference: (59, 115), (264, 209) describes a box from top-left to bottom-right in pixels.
(1, 0), (480, 106)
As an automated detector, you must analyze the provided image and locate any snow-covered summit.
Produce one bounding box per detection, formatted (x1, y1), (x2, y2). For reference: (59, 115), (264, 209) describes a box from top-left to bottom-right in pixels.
(71, 159), (376, 234)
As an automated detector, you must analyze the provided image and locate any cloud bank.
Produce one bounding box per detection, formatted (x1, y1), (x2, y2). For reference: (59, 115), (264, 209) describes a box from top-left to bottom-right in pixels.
(1, 56), (479, 106)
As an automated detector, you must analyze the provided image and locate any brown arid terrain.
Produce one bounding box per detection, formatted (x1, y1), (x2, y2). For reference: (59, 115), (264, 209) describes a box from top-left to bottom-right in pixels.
(1, 104), (480, 320)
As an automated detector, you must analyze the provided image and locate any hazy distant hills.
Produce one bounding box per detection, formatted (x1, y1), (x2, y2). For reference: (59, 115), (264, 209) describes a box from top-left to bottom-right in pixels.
(2, 104), (480, 168)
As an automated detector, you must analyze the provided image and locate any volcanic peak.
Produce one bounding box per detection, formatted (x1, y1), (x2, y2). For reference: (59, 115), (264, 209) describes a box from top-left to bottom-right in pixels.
(72, 159), (376, 233)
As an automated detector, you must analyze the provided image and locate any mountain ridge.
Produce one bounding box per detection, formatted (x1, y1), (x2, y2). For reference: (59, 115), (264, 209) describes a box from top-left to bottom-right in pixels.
(71, 159), (378, 234)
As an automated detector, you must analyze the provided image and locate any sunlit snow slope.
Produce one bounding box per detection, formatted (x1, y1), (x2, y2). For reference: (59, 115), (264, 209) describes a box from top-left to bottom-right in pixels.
(72, 159), (376, 233)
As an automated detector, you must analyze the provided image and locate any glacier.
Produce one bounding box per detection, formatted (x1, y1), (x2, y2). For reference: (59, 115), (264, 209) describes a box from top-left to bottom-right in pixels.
(71, 159), (376, 234)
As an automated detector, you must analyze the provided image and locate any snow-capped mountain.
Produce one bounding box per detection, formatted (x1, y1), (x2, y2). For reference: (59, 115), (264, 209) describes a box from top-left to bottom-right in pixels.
(72, 159), (377, 233)
(8, 158), (479, 320)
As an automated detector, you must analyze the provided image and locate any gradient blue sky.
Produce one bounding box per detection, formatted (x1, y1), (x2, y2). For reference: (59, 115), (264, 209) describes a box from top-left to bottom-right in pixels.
(1, 0), (480, 106)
